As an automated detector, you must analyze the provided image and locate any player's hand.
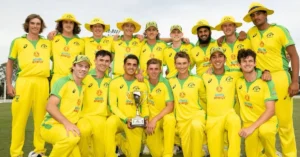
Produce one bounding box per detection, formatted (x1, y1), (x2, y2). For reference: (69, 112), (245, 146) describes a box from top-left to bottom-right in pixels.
(205, 67), (213, 75)
(136, 34), (144, 42)
(217, 36), (225, 47)
(146, 119), (157, 135)
(288, 81), (299, 97)
(135, 70), (144, 82)
(7, 84), (15, 97)
(63, 121), (80, 137)
(113, 34), (119, 41)
(127, 118), (134, 129)
(182, 38), (190, 44)
(261, 70), (272, 81)
(238, 31), (247, 41)
(47, 30), (57, 40)
(239, 127), (255, 138)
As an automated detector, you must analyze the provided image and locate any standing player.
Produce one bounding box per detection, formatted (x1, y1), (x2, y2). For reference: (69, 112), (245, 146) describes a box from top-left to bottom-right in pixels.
(190, 19), (218, 76)
(77, 50), (112, 157)
(144, 58), (176, 157)
(51, 13), (84, 87)
(105, 54), (149, 157)
(168, 51), (206, 157)
(163, 25), (194, 78)
(40, 55), (91, 157)
(111, 18), (143, 78)
(139, 21), (167, 77)
(236, 49), (278, 157)
(202, 47), (241, 157)
(244, 2), (299, 156)
(6, 14), (50, 157)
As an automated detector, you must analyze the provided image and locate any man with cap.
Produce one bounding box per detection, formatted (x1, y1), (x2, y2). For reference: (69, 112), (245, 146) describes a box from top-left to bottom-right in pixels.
(6, 14), (51, 157)
(139, 21), (167, 77)
(111, 18), (144, 78)
(244, 2), (299, 156)
(76, 50), (112, 157)
(168, 51), (206, 157)
(51, 13), (85, 88)
(236, 49), (278, 157)
(190, 19), (219, 76)
(201, 47), (241, 157)
(40, 55), (91, 157)
(163, 25), (194, 78)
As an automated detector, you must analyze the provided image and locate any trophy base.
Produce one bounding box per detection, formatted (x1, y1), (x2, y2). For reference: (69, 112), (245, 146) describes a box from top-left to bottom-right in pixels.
(131, 117), (145, 127)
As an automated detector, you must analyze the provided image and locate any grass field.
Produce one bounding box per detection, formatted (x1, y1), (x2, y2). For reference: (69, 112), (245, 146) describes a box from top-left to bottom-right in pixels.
(0, 100), (299, 157)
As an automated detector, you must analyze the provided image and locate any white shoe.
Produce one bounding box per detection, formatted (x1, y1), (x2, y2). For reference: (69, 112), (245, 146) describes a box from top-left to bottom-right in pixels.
(173, 145), (182, 155)
(116, 147), (123, 157)
(28, 151), (45, 157)
(276, 150), (283, 157)
(142, 145), (150, 155)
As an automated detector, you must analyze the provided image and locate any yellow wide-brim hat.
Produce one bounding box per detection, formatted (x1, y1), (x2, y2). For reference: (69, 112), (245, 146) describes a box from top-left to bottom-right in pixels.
(191, 19), (215, 35)
(243, 2), (274, 23)
(55, 13), (81, 25)
(215, 16), (242, 31)
(84, 17), (110, 32)
(116, 18), (141, 33)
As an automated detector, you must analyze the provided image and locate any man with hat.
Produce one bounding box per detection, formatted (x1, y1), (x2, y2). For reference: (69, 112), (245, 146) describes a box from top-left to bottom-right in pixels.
(51, 13), (85, 88)
(163, 25), (194, 78)
(7, 14), (51, 157)
(190, 19), (219, 76)
(244, 2), (299, 156)
(111, 18), (144, 78)
(201, 47), (241, 157)
(40, 55), (91, 157)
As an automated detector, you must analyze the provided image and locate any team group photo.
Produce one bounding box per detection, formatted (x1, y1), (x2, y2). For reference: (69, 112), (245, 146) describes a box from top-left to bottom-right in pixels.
(0, 0), (299, 157)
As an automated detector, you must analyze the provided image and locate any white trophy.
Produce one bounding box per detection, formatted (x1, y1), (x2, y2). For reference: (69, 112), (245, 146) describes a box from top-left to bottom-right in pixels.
(131, 91), (145, 127)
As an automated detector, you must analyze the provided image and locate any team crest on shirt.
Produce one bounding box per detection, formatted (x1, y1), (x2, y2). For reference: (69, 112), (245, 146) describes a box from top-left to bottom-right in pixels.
(253, 86), (261, 92)
(216, 86), (223, 92)
(181, 48), (188, 52)
(245, 94), (250, 101)
(156, 47), (162, 51)
(188, 82), (195, 88)
(237, 44), (244, 50)
(23, 44), (28, 49)
(132, 41), (138, 46)
(96, 89), (102, 96)
(41, 44), (47, 49)
(32, 51), (43, 63)
(214, 86), (225, 99)
(103, 39), (109, 44)
(267, 32), (274, 38)
(73, 41), (80, 46)
(231, 54), (236, 60)
(34, 51), (40, 57)
(64, 46), (69, 51)
(225, 76), (233, 82)
(133, 86), (140, 91)
(156, 88), (161, 94)
(104, 82), (109, 87)
(179, 92), (185, 98)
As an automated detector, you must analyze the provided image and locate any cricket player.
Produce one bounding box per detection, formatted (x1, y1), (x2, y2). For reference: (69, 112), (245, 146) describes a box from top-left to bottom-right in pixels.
(202, 47), (241, 157)
(105, 54), (149, 157)
(190, 19), (218, 76)
(163, 25), (194, 78)
(244, 2), (299, 156)
(76, 50), (112, 157)
(139, 21), (167, 77)
(111, 18), (143, 78)
(168, 51), (206, 157)
(6, 14), (50, 157)
(83, 18), (113, 69)
(51, 13), (84, 87)
(236, 49), (278, 157)
(144, 58), (175, 157)
(40, 55), (91, 157)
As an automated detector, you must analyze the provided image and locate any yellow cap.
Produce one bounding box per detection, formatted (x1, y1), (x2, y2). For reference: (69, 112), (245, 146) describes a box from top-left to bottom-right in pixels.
(116, 18), (141, 33)
(145, 21), (158, 30)
(84, 17), (110, 32)
(170, 25), (182, 32)
(210, 47), (225, 55)
(243, 2), (274, 23)
(191, 19), (215, 35)
(55, 13), (81, 25)
(215, 16), (242, 31)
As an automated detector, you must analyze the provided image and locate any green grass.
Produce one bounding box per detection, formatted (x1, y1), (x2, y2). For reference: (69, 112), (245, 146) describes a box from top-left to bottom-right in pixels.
(1, 100), (299, 157)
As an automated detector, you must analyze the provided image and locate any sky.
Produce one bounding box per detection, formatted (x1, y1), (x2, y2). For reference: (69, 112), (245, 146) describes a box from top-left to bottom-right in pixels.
(0, 0), (299, 64)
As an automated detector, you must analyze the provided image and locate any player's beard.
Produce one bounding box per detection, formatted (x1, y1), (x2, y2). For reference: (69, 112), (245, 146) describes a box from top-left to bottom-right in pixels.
(198, 32), (211, 45)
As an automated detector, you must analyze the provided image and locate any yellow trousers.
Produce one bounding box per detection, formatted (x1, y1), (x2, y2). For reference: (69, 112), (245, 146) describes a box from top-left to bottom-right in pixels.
(146, 114), (176, 157)
(105, 115), (144, 157)
(271, 71), (297, 157)
(176, 111), (206, 157)
(40, 124), (81, 157)
(10, 77), (49, 157)
(243, 119), (277, 157)
(77, 115), (106, 157)
(206, 111), (241, 157)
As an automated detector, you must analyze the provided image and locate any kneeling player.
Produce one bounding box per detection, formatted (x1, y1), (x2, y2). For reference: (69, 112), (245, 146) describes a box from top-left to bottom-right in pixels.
(40, 55), (91, 157)
(236, 49), (278, 157)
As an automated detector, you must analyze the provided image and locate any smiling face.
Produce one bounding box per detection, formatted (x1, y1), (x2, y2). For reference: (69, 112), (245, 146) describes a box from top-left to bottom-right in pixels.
(175, 57), (190, 75)
(122, 23), (136, 36)
(91, 24), (105, 37)
(239, 55), (256, 73)
(250, 11), (267, 27)
(28, 18), (42, 35)
(197, 27), (211, 44)
(145, 26), (158, 40)
(147, 63), (161, 80)
(124, 58), (138, 76)
(72, 61), (90, 79)
(210, 52), (226, 71)
(95, 55), (111, 73)
(221, 22), (236, 36)
(170, 29), (183, 42)
(62, 20), (75, 34)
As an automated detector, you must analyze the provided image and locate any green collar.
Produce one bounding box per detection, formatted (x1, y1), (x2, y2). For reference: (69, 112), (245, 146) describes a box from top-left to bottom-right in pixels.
(67, 73), (85, 85)
(21, 34), (44, 39)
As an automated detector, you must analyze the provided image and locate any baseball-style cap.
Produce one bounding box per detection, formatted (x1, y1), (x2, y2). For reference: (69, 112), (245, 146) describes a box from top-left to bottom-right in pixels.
(210, 47), (225, 55)
(55, 13), (81, 25)
(145, 21), (158, 30)
(73, 55), (92, 66)
(170, 25), (182, 32)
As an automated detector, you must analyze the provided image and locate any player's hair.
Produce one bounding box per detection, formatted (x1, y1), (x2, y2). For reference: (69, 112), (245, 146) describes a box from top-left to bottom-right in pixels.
(90, 24), (105, 30)
(23, 14), (46, 33)
(237, 49), (256, 63)
(56, 21), (81, 35)
(174, 51), (190, 63)
(124, 54), (139, 65)
(95, 50), (112, 62)
(147, 58), (162, 68)
(143, 31), (160, 40)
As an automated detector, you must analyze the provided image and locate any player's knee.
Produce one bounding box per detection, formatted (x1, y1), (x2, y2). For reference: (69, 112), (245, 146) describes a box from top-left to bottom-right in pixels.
(77, 119), (92, 136)
(65, 136), (80, 146)
(191, 119), (204, 131)
(259, 128), (275, 138)
(105, 115), (119, 129)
